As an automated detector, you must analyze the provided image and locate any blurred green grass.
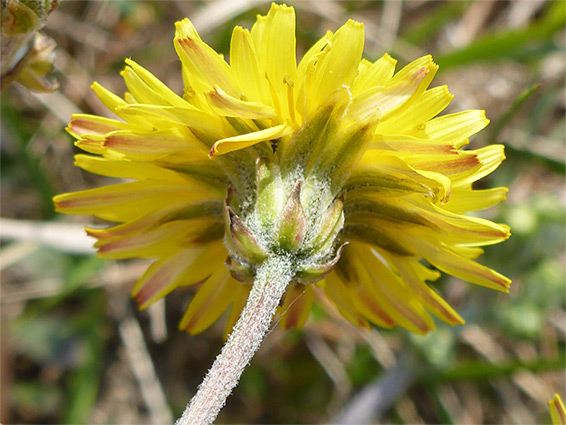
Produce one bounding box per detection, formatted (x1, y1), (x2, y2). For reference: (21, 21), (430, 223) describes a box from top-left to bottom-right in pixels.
(1, 1), (564, 424)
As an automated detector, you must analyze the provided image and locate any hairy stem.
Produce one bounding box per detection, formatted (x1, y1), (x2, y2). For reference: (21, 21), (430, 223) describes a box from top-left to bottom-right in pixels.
(176, 255), (294, 425)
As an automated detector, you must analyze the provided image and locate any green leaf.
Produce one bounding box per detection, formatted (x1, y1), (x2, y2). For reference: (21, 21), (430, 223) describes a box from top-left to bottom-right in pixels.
(436, 1), (565, 69)
(488, 83), (541, 144)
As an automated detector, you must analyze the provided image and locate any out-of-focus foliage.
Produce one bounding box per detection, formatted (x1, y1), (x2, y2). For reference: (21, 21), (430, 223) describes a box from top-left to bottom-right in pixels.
(1, 1), (564, 424)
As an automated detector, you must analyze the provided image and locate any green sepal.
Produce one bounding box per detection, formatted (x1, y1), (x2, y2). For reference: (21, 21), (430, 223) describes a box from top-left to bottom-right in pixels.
(312, 195), (344, 253)
(325, 118), (380, 195)
(226, 206), (267, 263)
(225, 256), (254, 283)
(279, 89), (346, 175)
(255, 157), (284, 227)
(277, 180), (307, 251)
(295, 243), (347, 285)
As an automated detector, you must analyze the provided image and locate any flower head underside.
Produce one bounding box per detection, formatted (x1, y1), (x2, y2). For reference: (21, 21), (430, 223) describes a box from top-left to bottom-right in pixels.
(54, 3), (511, 337)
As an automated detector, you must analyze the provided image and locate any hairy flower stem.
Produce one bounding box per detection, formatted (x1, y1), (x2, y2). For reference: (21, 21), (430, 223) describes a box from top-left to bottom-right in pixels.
(176, 255), (295, 425)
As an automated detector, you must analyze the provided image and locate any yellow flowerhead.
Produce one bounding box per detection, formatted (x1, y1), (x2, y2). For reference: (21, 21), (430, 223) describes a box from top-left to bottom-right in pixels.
(54, 3), (510, 337)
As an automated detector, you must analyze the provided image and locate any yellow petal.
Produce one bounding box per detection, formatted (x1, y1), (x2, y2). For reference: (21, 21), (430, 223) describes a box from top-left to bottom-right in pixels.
(408, 150), (481, 182)
(91, 82), (151, 130)
(206, 86), (276, 119)
(333, 258), (395, 329)
(101, 128), (204, 160)
(174, 18), (202, 41)
(121, 67), (169, 107)
(406, 196), (511, 246)
(342, 221), (414, 256)
(389, 256), (464, 326)
(177, 241), (229, 286)
(54, 181), (210, 222)
(67, 114), (130, 137)
(454, 144), (506, 186)
(154, 157), (230, 190)
(133, 242), (226, 309)
(229, 26), (271, 105)
(391, 55), (437, 86)
(179, 269), (237, 335)
(412, 237), (511, 292)
(95, 218), (223, 259)
(133, 245), (216, 309)
(351, 54), (397, 96)
(122, 59), (189, 109)
(549, 394), (566, 425)
(91, 82), (128, 114)
(413, 110), (489, 148)
(351, 65), (430, 121)
(378, 85), (454, 134)
(174, 34), (239, 97)
(323, 273), (370, 328)
(353, 152), (452, 202)
(309, 19), (364, 108)
(74, 135), (105, 155)
(74, 154), (186, 182)
(252, 3), (297, 119)
(344, 193), (438, 229)
(210, 124), (293, 156)
(341, 243), (436, 334)
(349, 285), (396, 329)
(368, 134), (456, 155)
(444, 187), (508, 213)
(117, 104), (224, 135)
(295, 30), (332, 118)
(86, 200), (223, 242)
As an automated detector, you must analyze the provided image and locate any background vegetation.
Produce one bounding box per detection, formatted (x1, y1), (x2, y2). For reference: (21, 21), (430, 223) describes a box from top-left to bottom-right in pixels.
(1, 1), (564, 423)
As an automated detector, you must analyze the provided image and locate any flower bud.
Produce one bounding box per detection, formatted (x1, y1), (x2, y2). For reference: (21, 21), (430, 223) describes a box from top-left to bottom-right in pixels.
(1, 0), (59, 92)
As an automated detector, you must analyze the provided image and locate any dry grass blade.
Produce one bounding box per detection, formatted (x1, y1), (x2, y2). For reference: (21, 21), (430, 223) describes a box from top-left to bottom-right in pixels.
(119, 308), (173, 425)
(0, 218), (95, 254)
(331, 353), (417, 424)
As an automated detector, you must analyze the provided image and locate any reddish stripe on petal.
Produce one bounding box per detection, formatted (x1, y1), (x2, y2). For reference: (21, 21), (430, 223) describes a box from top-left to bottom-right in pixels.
(181, 270), (233, 334)
(68, 117), (127, 136)
(357, 292), (396, 327)
(176, 37), (238, 96)
(55, 192), (124, 210)
(391, 143), (455, 155)
(134, 255), (187, 306)
(552, 395), (566, 425)
(419, 292), (463, 325)
(86, 212), (159, 240)
(321, 275), (369, 328)
(412, 238), (511, 292)
(415, 154), (480, 175)
(378, 255), (463, 325)
(103, 132), (195, 155)
(392, 301), (432, 333)
(135, 272), (180, 306)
